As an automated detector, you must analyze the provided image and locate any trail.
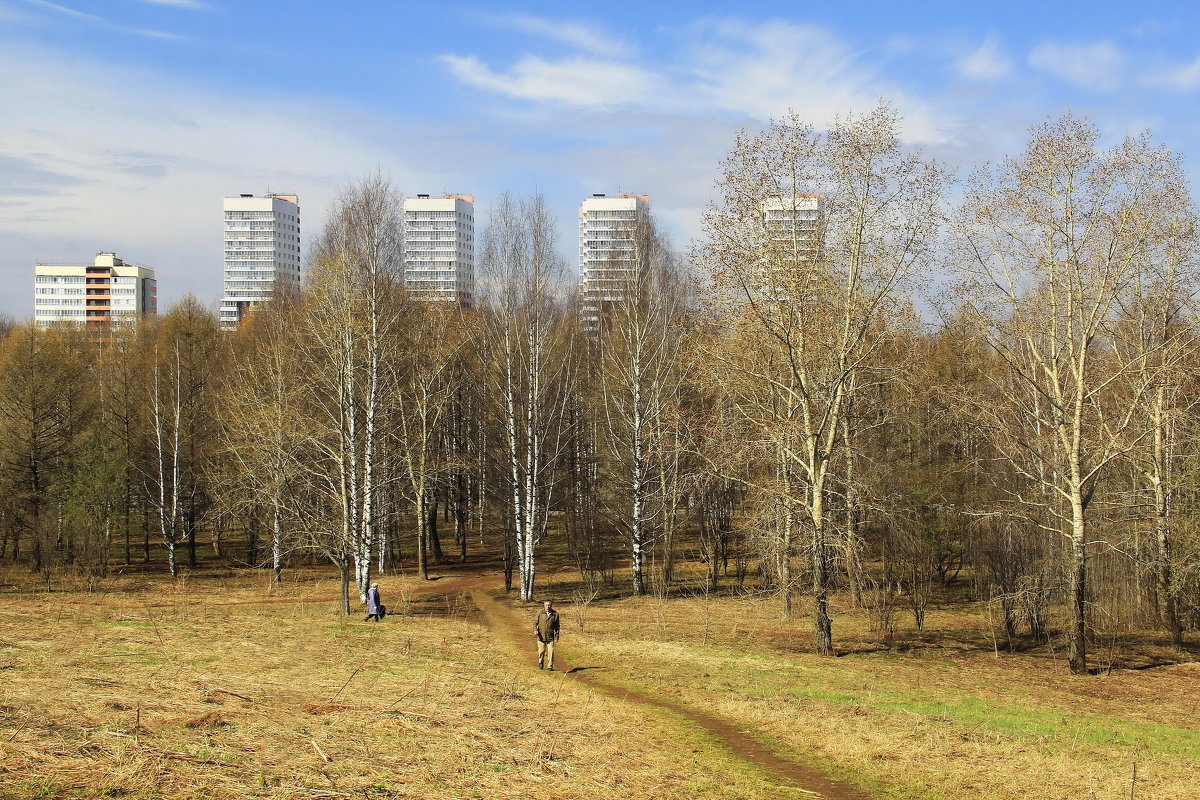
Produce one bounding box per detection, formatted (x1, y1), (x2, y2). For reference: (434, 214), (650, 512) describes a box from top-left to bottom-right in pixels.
(468, 585), (875, 800)
(85, 559), (875, 798)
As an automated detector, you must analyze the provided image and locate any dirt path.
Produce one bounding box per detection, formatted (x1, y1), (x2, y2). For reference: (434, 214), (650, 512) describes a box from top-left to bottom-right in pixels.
(468, 585), (875, 800)
(81, 560), (875, 799)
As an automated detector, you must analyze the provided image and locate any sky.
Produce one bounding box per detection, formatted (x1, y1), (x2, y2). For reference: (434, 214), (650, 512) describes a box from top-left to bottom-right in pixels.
(3, 0), (1200, 320)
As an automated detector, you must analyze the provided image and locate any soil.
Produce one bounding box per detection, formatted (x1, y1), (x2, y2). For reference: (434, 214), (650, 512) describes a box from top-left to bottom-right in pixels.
(467, 582), (876, 800)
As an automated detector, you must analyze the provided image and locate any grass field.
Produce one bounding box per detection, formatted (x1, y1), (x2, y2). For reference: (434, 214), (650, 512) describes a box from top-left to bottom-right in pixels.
(536, 569), (1200, 800)
(1, 556), (1196, 800)
(0, 563), (777, 800)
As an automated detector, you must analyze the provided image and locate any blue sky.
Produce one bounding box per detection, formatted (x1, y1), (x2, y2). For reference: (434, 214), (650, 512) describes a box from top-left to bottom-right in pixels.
(3, 0), (1200, 319)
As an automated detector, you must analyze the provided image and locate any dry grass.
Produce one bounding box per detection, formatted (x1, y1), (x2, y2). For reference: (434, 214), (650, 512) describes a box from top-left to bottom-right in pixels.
(536, 569), (1200, 800)
(0, 564), (780, 800)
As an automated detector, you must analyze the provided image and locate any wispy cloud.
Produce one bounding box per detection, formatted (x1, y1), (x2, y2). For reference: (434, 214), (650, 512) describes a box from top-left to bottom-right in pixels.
(0, 41), (434, 317)
(1028, 41), (1125, 90)
(496, 14), (631, 57)
(18, 0), (181, 38)
(956, 36), (1012, 80)
(441, 54), (661, 108)
(442, 19), (948, 143)
(1150, 55), (1200, 91)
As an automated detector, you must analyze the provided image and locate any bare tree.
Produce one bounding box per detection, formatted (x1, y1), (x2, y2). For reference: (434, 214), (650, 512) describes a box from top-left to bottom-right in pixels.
(305, 174), (405, 604)
(218, 299), (306, 583)
(145, 297), (221, 577)
(953, 115), (1195, 673)
(698, 104), (947, 654)
(595, 209), (688, 595)
(476, 193), (573, 601)
(391, 302), (465, 580)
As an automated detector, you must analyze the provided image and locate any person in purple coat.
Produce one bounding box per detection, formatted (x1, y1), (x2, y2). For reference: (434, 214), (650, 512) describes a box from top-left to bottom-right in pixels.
(364, 582), (385, 622)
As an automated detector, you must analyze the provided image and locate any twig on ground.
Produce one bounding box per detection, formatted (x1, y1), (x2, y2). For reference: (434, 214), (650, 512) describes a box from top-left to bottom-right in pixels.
(310, 737), (331, 763)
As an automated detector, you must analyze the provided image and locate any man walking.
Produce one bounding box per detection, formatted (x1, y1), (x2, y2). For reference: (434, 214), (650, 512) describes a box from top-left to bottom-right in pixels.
(533, 599), (560, 670)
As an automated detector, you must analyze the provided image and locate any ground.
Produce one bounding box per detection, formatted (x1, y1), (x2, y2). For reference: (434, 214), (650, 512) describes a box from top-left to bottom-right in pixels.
(0, 555), (1196, 800)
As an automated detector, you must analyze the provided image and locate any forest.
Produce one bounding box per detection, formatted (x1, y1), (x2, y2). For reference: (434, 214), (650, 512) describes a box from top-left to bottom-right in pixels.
(2, 103), (1198, 680)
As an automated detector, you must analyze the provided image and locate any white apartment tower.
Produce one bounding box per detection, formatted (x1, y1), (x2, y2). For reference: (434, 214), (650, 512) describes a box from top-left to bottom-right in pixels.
(760, 194), (826, 299)
(34, 251), (157, 328)
(221, 193), (301, 330)
(578, 193), (649, 331)
(402, 194), (475, 306)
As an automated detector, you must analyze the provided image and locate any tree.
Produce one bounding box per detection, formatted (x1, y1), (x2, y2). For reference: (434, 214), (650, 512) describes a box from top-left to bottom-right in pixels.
(698, 104), (948, 654)
(476, 193), (573, 601)
(218, 300), (306, 583)
(0, 324), (89, 571)
(1113, 182), (1199, 649)
(391, 302), (466, 580)
(595, 209), (689, 595)
(304, 174), (405, 604)
(145, 297), (221, 577)
(953, 115), (1195, 673)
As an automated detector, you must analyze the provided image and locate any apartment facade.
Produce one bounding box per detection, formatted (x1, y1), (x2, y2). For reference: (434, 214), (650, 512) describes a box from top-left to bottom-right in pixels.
(578, 193), (649, 331)
(402, 194), (475, 306)
(221, 193), (301, 330)
(34, 251), (157, 327)
(759, 194), (826, 299)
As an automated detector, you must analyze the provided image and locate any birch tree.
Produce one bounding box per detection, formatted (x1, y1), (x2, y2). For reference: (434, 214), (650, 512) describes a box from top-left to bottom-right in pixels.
(306, 175), (404, 603)
(392, 302), (465, 580)
(145, 297), (220, 577)
(477, 193), (573, 601)
(596, 209), (688, 595)
(953, 115), (1194, 673)
(219, 300), (306, 583)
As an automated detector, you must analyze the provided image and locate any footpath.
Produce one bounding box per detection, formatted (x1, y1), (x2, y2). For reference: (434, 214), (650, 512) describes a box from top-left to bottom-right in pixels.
(466, 581), (875, 800)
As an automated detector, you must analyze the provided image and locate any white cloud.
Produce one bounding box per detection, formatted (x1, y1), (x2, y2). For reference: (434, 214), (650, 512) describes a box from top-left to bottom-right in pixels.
(687, 20), (945, 142)
(1150, 55), (1200, 91)
(0, 42), (434, 318)
(442, 19), (949, 144)
(440, 54), (662, 108)
(957, 36), (1013, 80)
(1028, 41), (1125, 90)
(498, 14), (631, 57)
(18, 0), (180, 38)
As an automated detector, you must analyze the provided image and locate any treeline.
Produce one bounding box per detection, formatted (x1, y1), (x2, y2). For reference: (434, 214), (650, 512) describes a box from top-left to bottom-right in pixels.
(2, 105), (1199, 674)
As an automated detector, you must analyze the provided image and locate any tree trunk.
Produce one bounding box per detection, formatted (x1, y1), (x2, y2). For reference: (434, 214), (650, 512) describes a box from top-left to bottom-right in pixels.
(811, 492), (833, 656)
(416, 493), (429, 580)
(187, 504), (197, 567)
(247, 516), (258, 567)
(428, 498), (444, 562)
(271, 502), (283, 585)
(780, 501), (793, 618)
(338, 559), (351, 616)
(1067, 495), (1088, 675)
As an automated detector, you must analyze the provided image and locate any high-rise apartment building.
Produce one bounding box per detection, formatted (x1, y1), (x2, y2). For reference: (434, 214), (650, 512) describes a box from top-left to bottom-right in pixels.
(761, 194), (825, 259)
(578, 193), (649, 331)
(34, 251), (157, 328)
(402, 194), (475, 306)
(221, 193), (301, 330)
(759, 194), (826, 299)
